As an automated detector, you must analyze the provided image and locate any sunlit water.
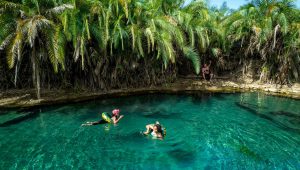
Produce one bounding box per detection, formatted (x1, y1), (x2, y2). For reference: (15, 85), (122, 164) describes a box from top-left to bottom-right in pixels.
(0, 93), (300, 169)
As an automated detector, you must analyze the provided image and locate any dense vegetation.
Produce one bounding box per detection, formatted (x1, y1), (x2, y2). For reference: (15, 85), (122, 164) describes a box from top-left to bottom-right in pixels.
(0, 0), (299, 99)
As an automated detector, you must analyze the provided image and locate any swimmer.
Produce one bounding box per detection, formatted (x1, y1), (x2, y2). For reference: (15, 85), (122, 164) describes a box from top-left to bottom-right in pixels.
(143, 121), (164, 139)
(110, 109), (124, 124)
(81, 109), (124, 126)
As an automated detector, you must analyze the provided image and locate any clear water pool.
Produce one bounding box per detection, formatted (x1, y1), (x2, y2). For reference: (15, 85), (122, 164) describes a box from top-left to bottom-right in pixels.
(0, 93), (300, 169)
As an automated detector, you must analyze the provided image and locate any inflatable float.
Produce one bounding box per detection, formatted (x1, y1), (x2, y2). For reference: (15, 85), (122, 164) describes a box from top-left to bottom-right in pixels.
(101, 112), (112, 123)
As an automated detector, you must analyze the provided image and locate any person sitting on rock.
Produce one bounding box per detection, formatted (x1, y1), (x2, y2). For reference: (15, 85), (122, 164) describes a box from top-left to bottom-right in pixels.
(202, 60), (213, 81)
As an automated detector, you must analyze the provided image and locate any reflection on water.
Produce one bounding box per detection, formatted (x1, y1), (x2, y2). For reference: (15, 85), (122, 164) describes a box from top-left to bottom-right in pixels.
(237, 93), (300, 133)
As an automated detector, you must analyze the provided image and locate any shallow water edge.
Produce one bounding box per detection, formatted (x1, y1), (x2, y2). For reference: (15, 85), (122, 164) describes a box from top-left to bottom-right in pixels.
(0, 79), (299, 109)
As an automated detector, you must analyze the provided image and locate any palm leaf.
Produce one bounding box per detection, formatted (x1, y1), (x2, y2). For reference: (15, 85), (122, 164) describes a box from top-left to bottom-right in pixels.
(46, 4), (74, 15)
(7, 29), (23, 69)
(0, 33), (15, 50)
(0, 1), (23, 10)
(183, 46), (200, 74)
(145, 27), (155, 53)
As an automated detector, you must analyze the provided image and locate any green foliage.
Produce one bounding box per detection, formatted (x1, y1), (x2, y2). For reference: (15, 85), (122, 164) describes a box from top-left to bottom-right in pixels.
(0, 0), (300, 92)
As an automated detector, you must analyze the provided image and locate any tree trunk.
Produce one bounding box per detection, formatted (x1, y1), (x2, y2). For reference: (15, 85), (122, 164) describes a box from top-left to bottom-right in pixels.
(36, 61), (41, 99)
(31, 55), (36, 88)
(31, 45), (40, 99)
(14, 63), (18, 87)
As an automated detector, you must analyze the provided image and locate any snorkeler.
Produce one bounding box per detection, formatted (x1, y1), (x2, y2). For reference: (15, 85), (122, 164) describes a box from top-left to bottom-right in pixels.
(110, 109), (124, 124)
(81, 109), (124, 126)
(143, 121), (164, 139)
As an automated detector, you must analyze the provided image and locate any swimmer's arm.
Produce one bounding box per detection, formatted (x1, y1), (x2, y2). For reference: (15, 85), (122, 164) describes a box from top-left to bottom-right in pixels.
(144, 124), (154, 134)
(112, 115), (124, 124)
(146, 124), (154, 130)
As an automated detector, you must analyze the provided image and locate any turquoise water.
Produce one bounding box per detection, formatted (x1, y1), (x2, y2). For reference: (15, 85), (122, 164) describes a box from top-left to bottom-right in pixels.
(0, 93), (300, 169)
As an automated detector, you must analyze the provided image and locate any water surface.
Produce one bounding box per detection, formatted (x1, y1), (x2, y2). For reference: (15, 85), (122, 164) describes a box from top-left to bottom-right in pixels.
(0, 93), (300, 169)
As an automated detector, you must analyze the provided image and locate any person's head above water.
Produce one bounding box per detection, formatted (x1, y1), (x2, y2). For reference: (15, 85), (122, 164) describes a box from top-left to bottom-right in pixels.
(112, 109), (120, 116)
(153, 124), (163, 134)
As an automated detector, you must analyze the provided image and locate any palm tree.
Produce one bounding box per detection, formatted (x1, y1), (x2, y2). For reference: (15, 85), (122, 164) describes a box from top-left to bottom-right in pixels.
(223, 0), (299, 83)
(0, 0), (299, 92)
(128, 0), (201, 73)
(0, 0), (72, 99)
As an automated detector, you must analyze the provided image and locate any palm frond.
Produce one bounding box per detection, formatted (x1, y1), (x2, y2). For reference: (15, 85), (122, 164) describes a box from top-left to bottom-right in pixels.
(119, 0), (129, 18)
(85, 18), (91, 40)
(90, 23), (104, 49)
(45, 31), (57, 72)
(0, 1), (23, 10)
(46, 4), (74, 15)
(7, 30), (23, 69)
(278, 12), (287, 34)
(80, 35), (85, 69)
(136, 31), (144, 57)
(26, 15), (52, 47)
(145, 27), (155, 53)
(0, 33), (15, 50)
(183, 46), (200, 74)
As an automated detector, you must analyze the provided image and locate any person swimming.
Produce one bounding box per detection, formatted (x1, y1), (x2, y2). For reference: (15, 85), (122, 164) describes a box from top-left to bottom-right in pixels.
(81, 109), (124, 126)
(143, 121), (164, 139)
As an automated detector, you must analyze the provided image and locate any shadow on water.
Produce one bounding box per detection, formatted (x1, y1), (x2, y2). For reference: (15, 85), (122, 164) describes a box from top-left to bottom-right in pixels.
(212, 93), (228, 101)
(236, 102), (300, 133)
(290, 118), (300, 125)
(110, 132), (154, 146)
(109, 131), (197, 167)
(167, 148), (196, 166)
(141, 111), (182, 119)
(269, 111), (300, 119)
(235, 102), (273, 121)
(0, 108), (19, 115)
(186, 92), (215, 106)
(0, 111), (40, 127)
(0, 106), (44, 127)
(237, 145), (263, 161)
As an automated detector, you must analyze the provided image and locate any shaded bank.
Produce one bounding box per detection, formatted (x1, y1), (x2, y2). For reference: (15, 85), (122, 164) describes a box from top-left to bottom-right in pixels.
(0, 79), (299, 109)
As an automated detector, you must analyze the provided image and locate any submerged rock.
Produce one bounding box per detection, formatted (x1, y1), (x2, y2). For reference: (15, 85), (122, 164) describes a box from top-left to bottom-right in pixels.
(238, 145), (262, 161)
